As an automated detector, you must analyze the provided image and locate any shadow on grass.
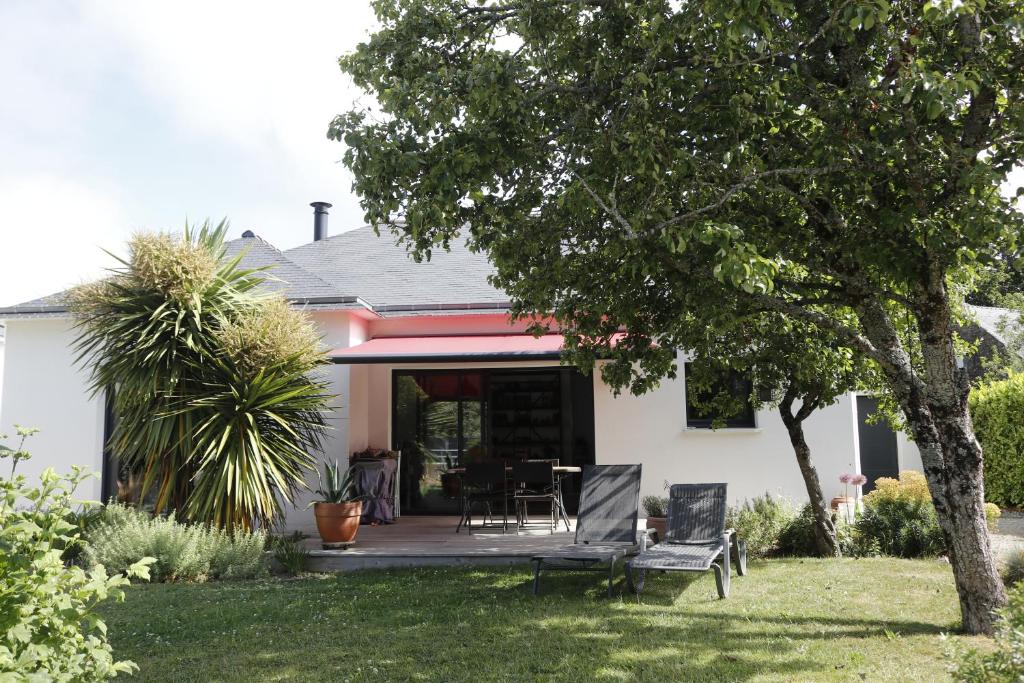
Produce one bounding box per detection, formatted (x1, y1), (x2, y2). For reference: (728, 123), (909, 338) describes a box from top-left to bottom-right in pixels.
(101, 561), (960, 683)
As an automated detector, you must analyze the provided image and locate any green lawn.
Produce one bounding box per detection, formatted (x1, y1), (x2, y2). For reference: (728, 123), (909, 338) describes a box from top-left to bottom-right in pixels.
(101, 558), (987, 682)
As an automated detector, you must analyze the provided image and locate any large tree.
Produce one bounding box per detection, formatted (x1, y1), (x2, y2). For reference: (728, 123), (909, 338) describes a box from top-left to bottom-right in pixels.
(335, 0), (1024, 632)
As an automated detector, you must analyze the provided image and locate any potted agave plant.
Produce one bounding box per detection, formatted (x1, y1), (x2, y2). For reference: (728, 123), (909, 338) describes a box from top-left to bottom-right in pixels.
(312, 460), (364, 547)
(642, 495), (670, 543)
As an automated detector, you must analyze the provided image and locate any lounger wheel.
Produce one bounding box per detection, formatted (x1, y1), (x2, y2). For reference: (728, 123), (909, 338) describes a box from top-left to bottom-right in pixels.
(625, 564), (645, 594)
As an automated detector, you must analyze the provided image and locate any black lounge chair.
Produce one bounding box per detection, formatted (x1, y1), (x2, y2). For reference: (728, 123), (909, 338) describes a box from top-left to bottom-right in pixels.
(625, 483), (747, 598)
(530, 464), (645, 597)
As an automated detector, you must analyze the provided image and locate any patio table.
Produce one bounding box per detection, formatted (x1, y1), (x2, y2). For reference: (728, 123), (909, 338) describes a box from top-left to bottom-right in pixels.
(446, 465), (581, 532)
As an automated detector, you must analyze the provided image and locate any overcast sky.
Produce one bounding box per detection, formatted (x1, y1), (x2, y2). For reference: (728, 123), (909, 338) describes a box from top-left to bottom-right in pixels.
(0, 1), (380, 306)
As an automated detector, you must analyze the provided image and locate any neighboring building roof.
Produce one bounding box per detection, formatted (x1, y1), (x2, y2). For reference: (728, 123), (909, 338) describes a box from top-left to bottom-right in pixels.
(965, 304), (1020, 346)
(284, 225), (507, 309)
(0, 224), (508, 319)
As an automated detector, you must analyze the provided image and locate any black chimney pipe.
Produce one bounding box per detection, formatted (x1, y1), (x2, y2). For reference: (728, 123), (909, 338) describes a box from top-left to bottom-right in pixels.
(310, 201), (332, 241)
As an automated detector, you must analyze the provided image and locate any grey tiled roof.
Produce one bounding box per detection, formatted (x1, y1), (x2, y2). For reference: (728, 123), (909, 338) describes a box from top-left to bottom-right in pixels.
(284, 225), (508, 308)
(223, 234), (339, 300)
(0, 291), (71, 317)
(0, 225), (509, 318)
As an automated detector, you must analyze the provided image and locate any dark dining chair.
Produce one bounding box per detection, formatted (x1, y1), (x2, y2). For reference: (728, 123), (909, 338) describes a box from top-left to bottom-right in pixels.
(456, 462), (510, 534)
(511, 460), (561, 534)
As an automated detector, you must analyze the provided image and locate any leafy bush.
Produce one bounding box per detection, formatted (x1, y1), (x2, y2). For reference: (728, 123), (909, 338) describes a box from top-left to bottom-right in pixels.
(83, 504), (266, 582)
(0, 463), (152, 681)
(271, 532), (310, 575)
(726, 494), (796, 558)
(1003, 549), (1024, 587)
(970, 372), (1024, 507)
(986, 502), (1002, 533)
(776, 503), (822, 556)
(641, 495), (669, 518)
(855, 471), (945, 558)
(948, 582), (1024, 681)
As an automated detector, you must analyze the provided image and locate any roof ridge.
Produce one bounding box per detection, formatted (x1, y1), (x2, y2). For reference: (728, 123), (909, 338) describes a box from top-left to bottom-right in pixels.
(230, 234), (340, 294)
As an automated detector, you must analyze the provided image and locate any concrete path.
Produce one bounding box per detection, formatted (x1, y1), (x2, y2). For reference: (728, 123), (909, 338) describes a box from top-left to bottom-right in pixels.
(992, 510), (1024, 560)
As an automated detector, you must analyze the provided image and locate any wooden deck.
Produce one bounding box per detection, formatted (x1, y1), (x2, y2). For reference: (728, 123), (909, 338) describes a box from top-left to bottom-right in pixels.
(301, 515), (579, 572)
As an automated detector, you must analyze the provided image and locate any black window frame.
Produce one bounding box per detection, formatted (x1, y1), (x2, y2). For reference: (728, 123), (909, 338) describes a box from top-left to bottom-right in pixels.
(684, 363), (757, 429)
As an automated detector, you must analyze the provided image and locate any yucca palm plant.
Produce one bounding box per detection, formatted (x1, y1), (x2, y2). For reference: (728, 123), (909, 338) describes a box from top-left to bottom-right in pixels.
(70, 221), (329, 529)
(71, 221), (263, 512)
(181, 300), (330, 529)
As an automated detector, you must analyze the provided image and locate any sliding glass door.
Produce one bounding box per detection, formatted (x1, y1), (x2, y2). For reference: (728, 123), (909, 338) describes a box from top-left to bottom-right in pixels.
(393, 371), (484, 514)
(392, 368), (596, 514)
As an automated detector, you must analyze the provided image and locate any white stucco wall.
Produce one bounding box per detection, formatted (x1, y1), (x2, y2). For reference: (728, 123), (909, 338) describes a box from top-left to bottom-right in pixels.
(0, 307), (912, 530)
(0, 331), (5, 418)
(0, 318), (106, 501)
(593, 359), (862, 506)
(285, 310), (369, 531)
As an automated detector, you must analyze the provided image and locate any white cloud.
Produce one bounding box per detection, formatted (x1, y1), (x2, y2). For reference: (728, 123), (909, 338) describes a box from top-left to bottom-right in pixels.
(0, 1), (382, 305)
(0, 175), (127, 306)
(85, 1), (378, 231)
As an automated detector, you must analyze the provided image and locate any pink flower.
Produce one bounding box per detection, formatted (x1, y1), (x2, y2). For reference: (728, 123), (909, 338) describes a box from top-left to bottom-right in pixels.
(839, 472), (853, 484)
(851, 474), (868, 486)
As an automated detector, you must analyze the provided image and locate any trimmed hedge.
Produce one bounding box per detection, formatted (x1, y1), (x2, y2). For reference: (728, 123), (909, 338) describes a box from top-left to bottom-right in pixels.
(970, 372), (1024, 507)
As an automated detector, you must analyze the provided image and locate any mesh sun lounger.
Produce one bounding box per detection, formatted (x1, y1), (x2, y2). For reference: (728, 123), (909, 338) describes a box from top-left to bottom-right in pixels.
(625, 483), (747, 598)
(530, 464), (645, 597)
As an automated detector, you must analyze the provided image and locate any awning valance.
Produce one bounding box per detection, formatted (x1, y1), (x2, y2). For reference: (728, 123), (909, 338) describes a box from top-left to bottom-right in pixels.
(330, 334), (569, 364)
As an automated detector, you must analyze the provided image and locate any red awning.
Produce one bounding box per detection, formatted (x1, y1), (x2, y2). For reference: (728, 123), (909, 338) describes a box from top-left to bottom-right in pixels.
(330, 334), (568, 364)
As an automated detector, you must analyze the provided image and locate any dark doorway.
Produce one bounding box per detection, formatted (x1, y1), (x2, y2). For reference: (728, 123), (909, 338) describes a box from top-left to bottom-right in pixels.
(856, 395), (899, 494)
(392, 367), (595, 514)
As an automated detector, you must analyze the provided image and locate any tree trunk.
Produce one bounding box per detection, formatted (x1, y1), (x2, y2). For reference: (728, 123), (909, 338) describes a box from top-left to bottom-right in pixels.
(779, 387), (839, 557)
(857, 292), (1006, 634)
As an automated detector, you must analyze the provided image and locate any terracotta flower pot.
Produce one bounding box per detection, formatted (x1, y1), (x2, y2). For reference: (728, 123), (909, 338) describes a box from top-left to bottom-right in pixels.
(646, 517), (667, 543)
(830, 495), (854, 511)
(314, 501), (363, 544)
(441, 472), (461, 499)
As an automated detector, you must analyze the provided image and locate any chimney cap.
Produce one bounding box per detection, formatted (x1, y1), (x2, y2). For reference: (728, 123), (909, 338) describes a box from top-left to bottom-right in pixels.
(310, 201), (333, 210)
(241, 229), (256, 238)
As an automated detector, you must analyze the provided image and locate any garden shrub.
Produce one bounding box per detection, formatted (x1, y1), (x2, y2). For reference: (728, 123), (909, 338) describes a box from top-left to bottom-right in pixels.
(1003, 549), (1024, 588)
(970, 372), (1024, 507)
(987, 502), (1002, 534)
(0, 463), (152, 681)
(83, 504), (266, 582)
(776, 503), (823, 556)
(726, 494), (796, 558)
(855, 471), (945, 558)
(948, 582), (1024, 681)
(270, 532), (310, 575)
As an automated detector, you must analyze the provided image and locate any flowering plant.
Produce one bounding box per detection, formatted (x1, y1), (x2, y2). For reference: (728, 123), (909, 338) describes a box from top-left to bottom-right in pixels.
(839, 472), (868, 500)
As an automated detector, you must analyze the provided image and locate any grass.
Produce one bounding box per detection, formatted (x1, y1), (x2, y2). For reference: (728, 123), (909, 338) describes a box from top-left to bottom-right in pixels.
(100, 557), (987, 682)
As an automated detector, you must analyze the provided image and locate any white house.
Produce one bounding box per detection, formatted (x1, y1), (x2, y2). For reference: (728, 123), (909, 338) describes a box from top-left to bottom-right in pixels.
(0, 203), (938, 529)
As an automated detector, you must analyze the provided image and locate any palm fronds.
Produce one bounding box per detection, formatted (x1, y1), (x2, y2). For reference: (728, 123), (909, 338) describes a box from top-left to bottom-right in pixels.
(70, 220), (330, 529)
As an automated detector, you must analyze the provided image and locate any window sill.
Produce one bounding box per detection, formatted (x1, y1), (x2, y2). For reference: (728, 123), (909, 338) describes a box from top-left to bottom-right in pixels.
(683, 427), (763, 434)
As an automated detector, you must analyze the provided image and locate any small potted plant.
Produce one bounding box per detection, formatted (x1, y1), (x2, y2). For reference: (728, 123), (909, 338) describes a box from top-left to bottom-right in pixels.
(642, 495), (670, 542)
(312, 460), (364, 547)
